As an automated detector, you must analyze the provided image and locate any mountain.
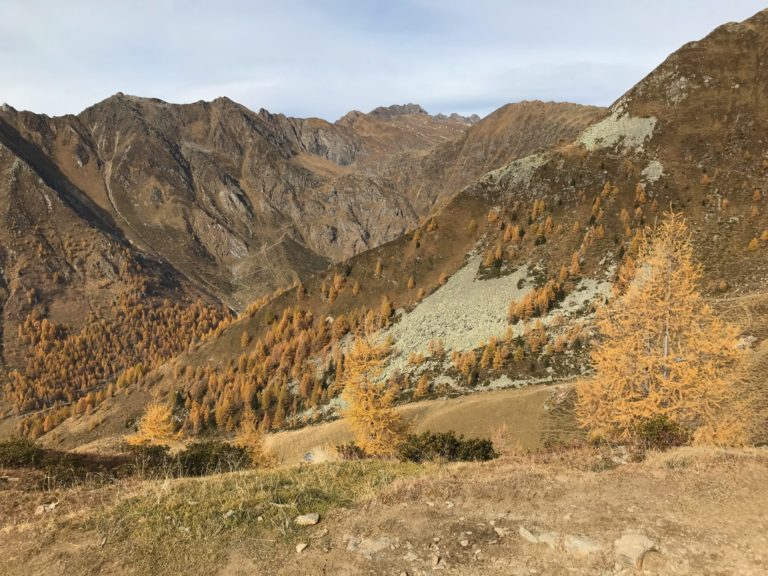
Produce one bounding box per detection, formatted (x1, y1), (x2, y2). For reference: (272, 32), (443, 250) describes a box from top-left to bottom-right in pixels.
(0, 95), (601, 435)
(39, 8), (768, 452)
(0, 97), (600, 314)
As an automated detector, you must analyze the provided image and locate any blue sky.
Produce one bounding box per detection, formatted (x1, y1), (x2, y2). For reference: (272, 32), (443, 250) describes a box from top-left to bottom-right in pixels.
(0, 1), (765, 119)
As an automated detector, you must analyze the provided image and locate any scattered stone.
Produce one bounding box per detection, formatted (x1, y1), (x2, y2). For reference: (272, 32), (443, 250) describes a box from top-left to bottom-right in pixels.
(296, 543), (308, 553)
(403, 551), (418, 562)
(347, 536), (392, 557)
(431, 554), (441, 567)
(564, 534), (604, 556)
(295, 513), (320, 526)
(538, 532), (559, 549)
(223, 509), (235, 519)
(519, 526), (539, 544)
(446, 502), (455, 509)
(614, 532), (656, 568)
(518, 526), (559, 548)
(34, 502), (58, 515)
(642, 550), (667, 571)
(460, 539), (470, 547)
(493, 526), (509, 538)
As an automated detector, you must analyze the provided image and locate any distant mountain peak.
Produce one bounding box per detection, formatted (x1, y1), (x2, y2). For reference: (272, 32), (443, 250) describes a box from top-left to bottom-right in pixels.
(369, 103), (429, 118)
(435, 112), (482, 125)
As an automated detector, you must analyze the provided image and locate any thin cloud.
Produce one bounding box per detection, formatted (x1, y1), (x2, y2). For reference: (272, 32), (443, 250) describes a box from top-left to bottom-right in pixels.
(0, 0), (765, 119)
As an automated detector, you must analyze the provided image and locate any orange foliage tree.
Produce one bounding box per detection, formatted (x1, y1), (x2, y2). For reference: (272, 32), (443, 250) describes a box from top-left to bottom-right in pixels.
(576, 212), (745, 445)
(234, 408), (275, 467)
(341, 338), (408, 456)
(126, 402), (179, 446)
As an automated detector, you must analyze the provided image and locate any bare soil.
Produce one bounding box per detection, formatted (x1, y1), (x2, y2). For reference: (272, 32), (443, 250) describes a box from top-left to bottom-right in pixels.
(2, 446), (766, 576)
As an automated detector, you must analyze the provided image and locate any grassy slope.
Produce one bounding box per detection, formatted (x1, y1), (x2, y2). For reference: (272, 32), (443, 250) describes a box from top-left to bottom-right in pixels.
(266, 383), (577, 464)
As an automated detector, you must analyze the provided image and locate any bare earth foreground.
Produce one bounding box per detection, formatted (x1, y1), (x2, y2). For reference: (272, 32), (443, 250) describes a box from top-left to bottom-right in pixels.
(1, 444), (766, 576)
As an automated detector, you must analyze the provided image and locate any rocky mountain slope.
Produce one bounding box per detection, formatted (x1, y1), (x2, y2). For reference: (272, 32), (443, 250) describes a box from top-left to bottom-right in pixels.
(385, 100), (604, 213)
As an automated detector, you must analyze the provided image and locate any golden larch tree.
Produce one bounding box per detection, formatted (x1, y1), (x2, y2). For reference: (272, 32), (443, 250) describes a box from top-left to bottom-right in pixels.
(576, 212), (745, 445)
(235, 408), (275, 467)
(126, 402), (179, 446)
(341, 338), (408, 456)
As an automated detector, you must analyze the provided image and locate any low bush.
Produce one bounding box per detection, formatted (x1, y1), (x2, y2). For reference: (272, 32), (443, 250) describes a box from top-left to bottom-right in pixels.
(396, 431), (497, 463)
(126, 443), (173, 473)
(126, 441), (252, 477)
(0, 437), (46, 468)
(633, 415), (689, 451)
(174, 441), (250, 476)
(335, 442), (368, 461)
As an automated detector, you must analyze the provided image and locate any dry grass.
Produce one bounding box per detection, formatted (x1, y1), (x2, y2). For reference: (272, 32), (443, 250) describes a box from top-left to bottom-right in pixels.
(3, 445), (768, 575)
(87, 460), (425, 574)
(266, 383), (577, 463)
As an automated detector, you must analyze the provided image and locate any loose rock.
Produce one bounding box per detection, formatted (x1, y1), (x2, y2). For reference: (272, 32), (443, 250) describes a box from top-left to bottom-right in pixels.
(564, 534), (604, 556)
(518, 526), (538, 544)
(295, 513), (320, 526)
(538, 532), (559, 549)
(346, 536), (392, 557)
(34, 502), (58, 515)
(614, 532), (656, 567)
(296, 543), (308, 553)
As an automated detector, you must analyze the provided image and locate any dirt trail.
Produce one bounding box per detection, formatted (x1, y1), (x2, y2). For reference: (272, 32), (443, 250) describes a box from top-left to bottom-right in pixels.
(253, 448), (768, 576)
(3, 447), (766, 576)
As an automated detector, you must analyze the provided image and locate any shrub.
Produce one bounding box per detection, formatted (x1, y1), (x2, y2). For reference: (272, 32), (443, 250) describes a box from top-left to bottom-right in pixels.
(174, 441), (250, 476)
(126, 441), (252, 477)
(126, 443), (173, 473)
(335, 442), (367, 461)
(396, 431), (497, 463)
(0, 437), (46, 468)
(633, 415), (689, 450)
